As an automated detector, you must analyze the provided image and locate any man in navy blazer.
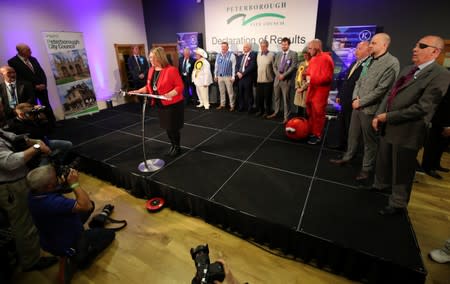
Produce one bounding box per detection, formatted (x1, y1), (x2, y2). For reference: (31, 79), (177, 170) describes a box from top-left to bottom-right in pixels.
(372, 35), (450, 215)
(236, 42), (257, 112)
(178, 47), (197, 104)
(0, 66), (35, 121)
(127, 45), (149, 89)
(8, 43), (56, 125)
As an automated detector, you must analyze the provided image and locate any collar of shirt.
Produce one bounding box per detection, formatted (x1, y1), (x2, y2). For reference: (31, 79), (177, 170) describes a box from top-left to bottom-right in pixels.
(372, 51), (388, 61)
(18, 54), (29, 63)
(261, 51), (269, 56)
(417, 59), (435, 71)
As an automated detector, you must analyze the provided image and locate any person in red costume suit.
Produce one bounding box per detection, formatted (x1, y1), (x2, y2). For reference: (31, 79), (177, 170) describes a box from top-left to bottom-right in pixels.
(304, 39), (334, 145)
(131, 47), (184, 157)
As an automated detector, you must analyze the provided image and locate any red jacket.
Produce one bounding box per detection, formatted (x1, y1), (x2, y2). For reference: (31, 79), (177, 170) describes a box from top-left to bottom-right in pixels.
(146, 65), (184, 106)
(306, 52), (334, 99)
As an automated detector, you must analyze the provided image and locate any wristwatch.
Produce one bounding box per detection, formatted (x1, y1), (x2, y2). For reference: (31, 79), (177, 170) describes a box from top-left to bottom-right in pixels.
(33, 143), (41, 153)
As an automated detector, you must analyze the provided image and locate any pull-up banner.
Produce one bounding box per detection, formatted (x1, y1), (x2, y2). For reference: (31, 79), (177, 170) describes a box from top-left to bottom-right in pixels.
(42, 31), (99, 119)
(204, 0), (319, 52)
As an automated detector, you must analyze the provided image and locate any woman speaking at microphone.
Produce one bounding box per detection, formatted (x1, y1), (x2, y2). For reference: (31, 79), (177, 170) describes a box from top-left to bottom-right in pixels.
(130, 47), (184, 157)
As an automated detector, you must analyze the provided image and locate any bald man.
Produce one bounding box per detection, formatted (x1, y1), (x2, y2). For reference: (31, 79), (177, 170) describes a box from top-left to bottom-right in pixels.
(0, 65), (35, 120)
(236, 42), (257, 112)
(8, 43), (57, 125)
(330, 33), (399, 181)
(304, 39), (334, 144)
(335, 41), (371, 147)
(372, 35), (450, 215)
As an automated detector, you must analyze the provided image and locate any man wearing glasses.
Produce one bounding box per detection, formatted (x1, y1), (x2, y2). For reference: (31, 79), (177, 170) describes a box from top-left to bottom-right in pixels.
(371, 35), (450, 216)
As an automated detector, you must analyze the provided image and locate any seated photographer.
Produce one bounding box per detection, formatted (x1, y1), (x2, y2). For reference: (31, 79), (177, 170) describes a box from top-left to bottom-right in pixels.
(6, 103), (72, 165)
(0, 127), (57, 272)
(27, 165), (115, 282)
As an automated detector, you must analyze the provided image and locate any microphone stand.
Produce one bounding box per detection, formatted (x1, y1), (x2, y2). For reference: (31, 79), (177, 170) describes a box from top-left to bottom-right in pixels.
(119, 90), (170, 172)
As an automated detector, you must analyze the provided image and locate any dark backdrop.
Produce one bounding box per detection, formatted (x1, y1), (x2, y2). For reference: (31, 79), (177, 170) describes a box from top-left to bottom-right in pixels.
(142, 0), (450, 67)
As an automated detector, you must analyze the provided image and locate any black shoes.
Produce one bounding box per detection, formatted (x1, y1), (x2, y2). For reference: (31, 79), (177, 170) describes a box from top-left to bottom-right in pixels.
(425, 169), (443, 180)
(329, 158), (348, 165)
(24, 256), (58, 272)
(166, 145), (181, 157)
(355, 170), (369, 181)
(379, 206), (404, 216)
(437, 166), (450, 173)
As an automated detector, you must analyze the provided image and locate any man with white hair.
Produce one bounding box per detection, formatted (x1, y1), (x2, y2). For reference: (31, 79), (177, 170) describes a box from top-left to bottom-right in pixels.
(236, 42), (257, 113)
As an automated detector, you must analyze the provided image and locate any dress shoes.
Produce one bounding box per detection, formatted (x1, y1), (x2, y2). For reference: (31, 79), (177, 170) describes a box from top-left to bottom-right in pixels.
(165, 145), (175, 156)
(255, 111), (263, 117)
(168, 146), (181, 157)
(355, 170), (369, 181)
(329, 158), (348, 165)
(196, 104), (204, 108)
(216, 105), (225, 110)
(378, 206), (403, 216)
(24, 256), (58, 272)
(425, 169), (443, 180)
(437, 166), (450, 173)
(266, 113), (277, 119)
(229, 107), (235, 112)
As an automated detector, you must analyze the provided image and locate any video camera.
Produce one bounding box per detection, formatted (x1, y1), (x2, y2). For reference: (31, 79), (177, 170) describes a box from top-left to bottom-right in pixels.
(191, 244), (225, 284)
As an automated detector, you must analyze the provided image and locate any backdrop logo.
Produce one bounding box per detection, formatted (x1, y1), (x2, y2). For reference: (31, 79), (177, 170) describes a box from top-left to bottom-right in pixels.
(227, 13), (285, 26)
(359, 30), (373, 41)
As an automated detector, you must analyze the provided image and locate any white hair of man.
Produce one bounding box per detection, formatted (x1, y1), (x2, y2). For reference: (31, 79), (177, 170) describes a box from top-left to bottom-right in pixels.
(27, 165), (55, 192)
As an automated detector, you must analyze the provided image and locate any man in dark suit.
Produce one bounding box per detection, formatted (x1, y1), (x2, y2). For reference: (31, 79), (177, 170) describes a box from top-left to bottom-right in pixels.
(178, 47), (197, 105)
(372, 35), (450, 215)
(0, 65), (35, 121)
(335, 41), (371, 147)
(267, 37), (298, 123)
(421, 86), (450, 179)
(235, 42), (257, 112)
(8, 43), (57, 125)
(127, 45), (149, 89)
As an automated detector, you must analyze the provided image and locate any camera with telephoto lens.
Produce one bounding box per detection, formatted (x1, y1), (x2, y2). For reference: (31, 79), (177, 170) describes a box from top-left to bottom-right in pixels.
(88, 204), (114, 228)
(190, 244), (225, 284)
(25, 105), (46, 119)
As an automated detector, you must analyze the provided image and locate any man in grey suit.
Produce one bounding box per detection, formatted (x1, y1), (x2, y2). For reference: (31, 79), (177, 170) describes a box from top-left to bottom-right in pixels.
(330, 33), (400, 181)
(267, 37), (298, 123)
(372, 35), (450, 215)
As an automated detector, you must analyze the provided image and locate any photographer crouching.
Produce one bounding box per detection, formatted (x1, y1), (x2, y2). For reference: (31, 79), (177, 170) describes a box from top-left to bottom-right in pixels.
(6, 102), (72, 166)
(27, 165), (115, 283)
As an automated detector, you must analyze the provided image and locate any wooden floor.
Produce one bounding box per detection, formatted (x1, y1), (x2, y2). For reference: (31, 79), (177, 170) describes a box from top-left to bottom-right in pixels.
(13, 152), (450, 284)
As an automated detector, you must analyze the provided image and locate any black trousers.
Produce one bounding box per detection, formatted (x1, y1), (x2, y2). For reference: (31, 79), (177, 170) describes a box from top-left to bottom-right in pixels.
(255, 82), (273, 114)
(166, 130), (180, 147)
(237, 79), (254, 112)
(422, 126), (449, 170)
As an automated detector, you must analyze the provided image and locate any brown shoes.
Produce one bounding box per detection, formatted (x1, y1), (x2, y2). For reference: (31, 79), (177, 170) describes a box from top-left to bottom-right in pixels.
(329, 159), (348, 165)
(266, 113), (277, 119)
(355, 170), (369, 180)
(229, 107), (235, 112)
(216, 105), (225, 110)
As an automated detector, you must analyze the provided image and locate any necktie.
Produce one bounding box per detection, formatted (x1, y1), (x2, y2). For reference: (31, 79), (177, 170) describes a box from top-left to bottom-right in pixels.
(183, 59), (187, 73)
(25, 60), (34, 72)
(387, 66), (419, 110)
(135, 56), (141, 71)
(278, 53), (287, 73)
(359, 57), (372, 78)
(347, 60), (360, 79)
(9, 84), (17, 108)
(241, 53), (248, 72)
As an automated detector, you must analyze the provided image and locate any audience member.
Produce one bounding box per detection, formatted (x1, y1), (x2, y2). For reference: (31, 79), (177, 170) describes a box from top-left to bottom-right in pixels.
(267, 37), (298, 123)
(304, 39), (334, 144)
(0, 120), (56, 271)
(371, 35), (450, 215)
(192, 48), (213, 110)
(127, 45), (150, 89)
(27, 165), (115, 282)
(420, 85), (450, 179)
(330, 33), (399, 180)
(294, 49), (311, 117)
(8, 43), (57, 126)
(335, 41), (371, 147)
(236, 42), (257, 113)
(214, 42), (237, 111)
(0, 65), (35, 121)
(255, 39), (275, 117)
(131, 47), (184, 157)
(179, 47), (197, 105)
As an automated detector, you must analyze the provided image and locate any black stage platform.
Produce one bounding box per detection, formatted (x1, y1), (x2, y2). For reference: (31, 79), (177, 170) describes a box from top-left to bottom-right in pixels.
(50, 103), (426, 283)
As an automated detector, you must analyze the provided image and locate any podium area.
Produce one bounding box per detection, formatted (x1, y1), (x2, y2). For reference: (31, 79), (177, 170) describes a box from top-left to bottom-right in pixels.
(50, 103), (428, 283)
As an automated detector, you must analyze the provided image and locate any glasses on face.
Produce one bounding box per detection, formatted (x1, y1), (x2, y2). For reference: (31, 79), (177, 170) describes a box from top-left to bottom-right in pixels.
(417, 42), (440, 50)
